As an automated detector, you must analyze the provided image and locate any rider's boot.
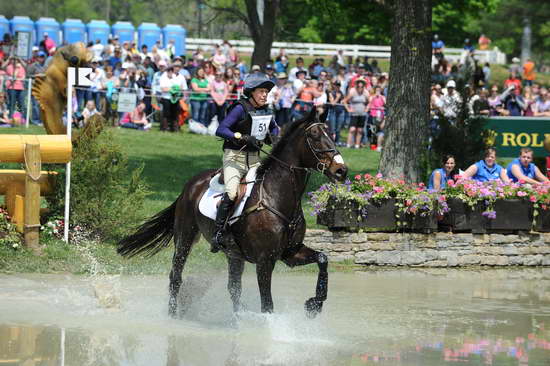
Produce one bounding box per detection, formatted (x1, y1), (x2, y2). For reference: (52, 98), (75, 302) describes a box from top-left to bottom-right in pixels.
(211, 193), (235, 253)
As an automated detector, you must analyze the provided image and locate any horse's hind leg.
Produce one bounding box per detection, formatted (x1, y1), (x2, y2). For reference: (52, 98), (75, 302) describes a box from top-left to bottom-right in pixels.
(168, 202), (200, 317)
(227, 257), (245, 312)
(282, 245), (328, 318)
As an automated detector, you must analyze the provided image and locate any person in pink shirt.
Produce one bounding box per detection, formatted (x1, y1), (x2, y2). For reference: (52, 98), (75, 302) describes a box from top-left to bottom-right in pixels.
(209, 71), (229, 123)
(40, 33), (56, 54)
(2, 57), (27, 120)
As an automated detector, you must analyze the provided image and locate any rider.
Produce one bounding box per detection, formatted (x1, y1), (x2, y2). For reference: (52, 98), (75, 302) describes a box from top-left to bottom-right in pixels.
(212, 72), (280, 251)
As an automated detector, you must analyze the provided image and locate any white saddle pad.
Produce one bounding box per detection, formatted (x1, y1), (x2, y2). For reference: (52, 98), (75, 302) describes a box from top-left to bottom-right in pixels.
(198, 167), (258, 225)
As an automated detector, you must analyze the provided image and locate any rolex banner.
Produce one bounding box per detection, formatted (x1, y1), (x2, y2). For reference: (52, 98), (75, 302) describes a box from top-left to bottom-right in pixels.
(484, 117), (550, 158)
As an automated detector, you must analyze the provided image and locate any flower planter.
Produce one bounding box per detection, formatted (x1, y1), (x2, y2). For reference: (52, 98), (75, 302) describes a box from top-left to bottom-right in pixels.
(445, 198), (473, 232)
(317, 197), (396, 230)
(398, 211), (438, 233)
(470, 199), (533, 234)
(534, 208), (550, 232)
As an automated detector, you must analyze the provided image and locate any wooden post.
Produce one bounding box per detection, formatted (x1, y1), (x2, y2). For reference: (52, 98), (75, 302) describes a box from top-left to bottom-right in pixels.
(24, 143), (42, 251)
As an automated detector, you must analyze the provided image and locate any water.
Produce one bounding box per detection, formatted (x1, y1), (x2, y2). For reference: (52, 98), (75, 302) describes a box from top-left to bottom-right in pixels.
(1, 269), (550, 365)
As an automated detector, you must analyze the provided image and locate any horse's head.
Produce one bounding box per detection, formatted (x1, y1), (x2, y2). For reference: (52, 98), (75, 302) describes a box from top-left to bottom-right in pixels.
(300, 107), (348, 182)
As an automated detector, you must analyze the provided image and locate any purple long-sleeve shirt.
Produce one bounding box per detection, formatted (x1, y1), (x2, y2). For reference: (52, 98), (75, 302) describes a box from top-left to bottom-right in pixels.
(215, 104), (279, 140)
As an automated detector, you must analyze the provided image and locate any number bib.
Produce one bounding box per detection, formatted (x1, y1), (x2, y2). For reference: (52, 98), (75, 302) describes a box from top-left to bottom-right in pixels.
(250, 115), (272, 141)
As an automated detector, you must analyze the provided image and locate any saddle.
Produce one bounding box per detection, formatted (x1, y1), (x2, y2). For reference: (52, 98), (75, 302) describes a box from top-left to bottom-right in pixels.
(214, 170), (251, 213)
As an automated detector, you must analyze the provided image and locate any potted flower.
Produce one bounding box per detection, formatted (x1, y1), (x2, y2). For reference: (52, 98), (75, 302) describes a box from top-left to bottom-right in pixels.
(532, 183), (550, 232)
(442, 177), (533, 233)
(312, 173), (404, 230)
(395, 183), (449, 233)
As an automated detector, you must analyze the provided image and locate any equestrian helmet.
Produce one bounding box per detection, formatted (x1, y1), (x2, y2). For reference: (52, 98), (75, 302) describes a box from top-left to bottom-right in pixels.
(243, 73), (275, 97)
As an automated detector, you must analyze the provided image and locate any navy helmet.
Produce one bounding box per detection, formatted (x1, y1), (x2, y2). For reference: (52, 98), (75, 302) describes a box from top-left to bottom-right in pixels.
(243, 73), (275, 97)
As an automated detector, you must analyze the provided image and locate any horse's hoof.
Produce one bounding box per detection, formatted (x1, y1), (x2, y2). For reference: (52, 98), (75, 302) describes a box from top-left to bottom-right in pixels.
(168, 299), (177, 318)
(304, 297), (323, 318)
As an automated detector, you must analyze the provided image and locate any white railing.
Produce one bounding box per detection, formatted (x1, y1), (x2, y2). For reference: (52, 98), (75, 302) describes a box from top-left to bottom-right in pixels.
(186, 38), (507, 64)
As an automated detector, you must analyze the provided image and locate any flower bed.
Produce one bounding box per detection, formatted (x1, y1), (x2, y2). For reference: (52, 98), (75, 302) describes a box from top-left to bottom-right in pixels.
(309, 174), (550, 233)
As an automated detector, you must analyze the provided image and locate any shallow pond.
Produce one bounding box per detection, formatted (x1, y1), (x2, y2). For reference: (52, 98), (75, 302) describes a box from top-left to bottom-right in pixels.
(1, 268), (550, 365)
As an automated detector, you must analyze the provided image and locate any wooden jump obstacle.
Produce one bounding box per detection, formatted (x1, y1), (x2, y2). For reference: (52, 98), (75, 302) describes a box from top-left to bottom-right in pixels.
(0, 135), (72, 249)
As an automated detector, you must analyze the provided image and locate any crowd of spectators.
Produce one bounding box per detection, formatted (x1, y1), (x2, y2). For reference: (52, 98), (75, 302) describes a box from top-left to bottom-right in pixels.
(0, 32), (548, 151)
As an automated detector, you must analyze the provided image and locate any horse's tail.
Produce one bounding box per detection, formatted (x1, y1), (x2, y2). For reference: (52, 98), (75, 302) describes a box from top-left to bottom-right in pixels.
(117, 199), (178, 258)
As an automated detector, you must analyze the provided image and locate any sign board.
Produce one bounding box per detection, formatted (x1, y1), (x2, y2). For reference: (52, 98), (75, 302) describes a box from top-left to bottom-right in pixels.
(117, 92), (137, 113)
(485, 117), (550, 158)
(15, 31), (32, 59)
(67, 67), (93, 87)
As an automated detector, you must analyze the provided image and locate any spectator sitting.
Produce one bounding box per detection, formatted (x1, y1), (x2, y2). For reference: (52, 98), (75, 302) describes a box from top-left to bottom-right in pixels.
(428, 154), (456, 190)
(119, 101), (152, 130)
(81, 100), (99, 126)
(0, 92), (12, 127)
(506, 148), (549, 185)
(462, 147), (509, 183)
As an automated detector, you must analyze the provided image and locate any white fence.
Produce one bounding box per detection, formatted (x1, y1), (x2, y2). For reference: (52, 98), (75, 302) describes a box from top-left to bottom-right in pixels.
(186, 38), (507, 65)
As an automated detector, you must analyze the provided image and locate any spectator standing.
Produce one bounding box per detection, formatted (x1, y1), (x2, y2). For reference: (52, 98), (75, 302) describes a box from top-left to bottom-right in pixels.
(343, 78), (369, 149)
(88, 58), (106, 112)
(533, 88), (550, 117)
(509, 57), (521, 76)
(288, 57), (308, 82)
(160, 65), (187, 132)
(488, 85), (506, 116)
(212, 46), (227, 71)
(265, 64), (277, 84)
(436, 80), (462, 123)
(3, 57), (26, 120)
(275, 73), (295, 127)
(472, 89), (491, 116)
(190, 67), (210, 127)
(91, 39), (104, 60)
(102, 66), (119, 123)
(463, 148), (509, 183)
(501, 84), (525, 116)
(39, 33), (56, 54)
(336, 49), (346, 69)
(367, 85), (386, 149)
(432, 34), (445, 60)
(370, 60), (381, 75)
(478, 34), (491, 50)
(210, 71), (229, 124)
(522, 58), (536, 87)
(506, 148), (549, 184)
(27, 51), (47, 125)
(522, 86), (536, 116)
(482, 62), (491, 85)
(504, 71), (522, 95)
(81, 100), (99, 125)
(328, 81), (346, 146)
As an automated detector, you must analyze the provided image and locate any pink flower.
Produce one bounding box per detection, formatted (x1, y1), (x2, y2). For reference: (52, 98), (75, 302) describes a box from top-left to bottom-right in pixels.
(373, 186), (384, 193)
(406, 199), (412, 206)
(447, 179), (455, 187)
(363, 173), (371, 179)
(419, 182), (425, 187)
(517, 191), (527, 197)
(376, 173), (383, 179)
(355, 174), (361, 180)
(519, 179), (525, 185)
(530, 195), (537, 202)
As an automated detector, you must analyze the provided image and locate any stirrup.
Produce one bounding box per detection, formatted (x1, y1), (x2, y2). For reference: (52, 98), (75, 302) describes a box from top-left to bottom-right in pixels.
(211, 230), (225, 253)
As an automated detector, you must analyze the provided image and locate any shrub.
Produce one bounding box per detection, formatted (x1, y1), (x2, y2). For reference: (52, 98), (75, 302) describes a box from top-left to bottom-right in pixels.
(0, 207), (22, 250)
(46, 127), (150, 241)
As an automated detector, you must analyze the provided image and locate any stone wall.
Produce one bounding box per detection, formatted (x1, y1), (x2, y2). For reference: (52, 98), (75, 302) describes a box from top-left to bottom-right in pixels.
(304, 230), (550, 267)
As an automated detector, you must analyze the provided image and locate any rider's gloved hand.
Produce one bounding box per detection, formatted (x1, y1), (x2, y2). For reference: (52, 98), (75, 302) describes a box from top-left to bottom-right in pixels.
(241, 135), (260, 149)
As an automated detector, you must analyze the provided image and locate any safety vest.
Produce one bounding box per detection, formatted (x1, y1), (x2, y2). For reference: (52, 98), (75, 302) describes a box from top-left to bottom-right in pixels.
(223, 98), (274, 152)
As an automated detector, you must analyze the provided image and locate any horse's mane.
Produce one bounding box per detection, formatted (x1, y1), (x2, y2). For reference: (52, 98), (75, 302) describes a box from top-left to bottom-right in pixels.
(257, 114), (312, 175)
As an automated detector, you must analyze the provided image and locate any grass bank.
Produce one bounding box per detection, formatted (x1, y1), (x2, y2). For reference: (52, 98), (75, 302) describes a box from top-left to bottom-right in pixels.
(0, 124), (377, 274)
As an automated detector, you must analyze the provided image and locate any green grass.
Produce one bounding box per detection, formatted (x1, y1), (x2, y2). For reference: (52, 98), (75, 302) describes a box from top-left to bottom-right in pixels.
(0, 123), (378, 274)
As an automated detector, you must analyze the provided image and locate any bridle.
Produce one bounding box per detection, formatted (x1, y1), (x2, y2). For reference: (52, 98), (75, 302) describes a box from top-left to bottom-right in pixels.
(259, 122), (340, 174)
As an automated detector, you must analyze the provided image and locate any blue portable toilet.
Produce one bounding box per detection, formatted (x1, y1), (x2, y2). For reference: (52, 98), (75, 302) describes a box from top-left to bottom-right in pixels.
(35, 17), (60, 47)
(87, 20), (110, 45)
(0, 16), (9, 40)
(10, 16), (35, 45)
(62, 18), (86, 44)
(112, 21), (135, 44)
(162, 24), (186, 57)
(138, 22), (161, 50)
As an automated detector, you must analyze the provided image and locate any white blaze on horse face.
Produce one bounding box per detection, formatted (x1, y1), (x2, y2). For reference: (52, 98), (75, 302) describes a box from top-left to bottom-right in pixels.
(333, 154), (345, 165)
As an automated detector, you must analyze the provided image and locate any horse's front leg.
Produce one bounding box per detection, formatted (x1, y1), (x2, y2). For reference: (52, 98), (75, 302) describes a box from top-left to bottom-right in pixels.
(282, 245), (328, 318)
(227, 257), (245, 312)
(256, 259), (276, 313)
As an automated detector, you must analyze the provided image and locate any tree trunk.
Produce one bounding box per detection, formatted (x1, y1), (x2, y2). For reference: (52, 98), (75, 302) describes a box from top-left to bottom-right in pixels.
(245, 0), (279, 66)
(379, 0), (432, 182)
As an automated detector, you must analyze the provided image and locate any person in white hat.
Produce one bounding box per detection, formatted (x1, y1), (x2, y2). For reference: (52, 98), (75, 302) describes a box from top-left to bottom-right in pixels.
(436, 80), (462, 122)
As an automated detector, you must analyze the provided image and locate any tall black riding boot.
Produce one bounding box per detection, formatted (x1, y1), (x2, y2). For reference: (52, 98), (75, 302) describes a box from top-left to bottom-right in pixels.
(211, 193), (235, 253)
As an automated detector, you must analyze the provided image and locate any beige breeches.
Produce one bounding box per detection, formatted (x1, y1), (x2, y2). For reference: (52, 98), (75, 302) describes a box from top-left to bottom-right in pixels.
(223, 149), (260, 200)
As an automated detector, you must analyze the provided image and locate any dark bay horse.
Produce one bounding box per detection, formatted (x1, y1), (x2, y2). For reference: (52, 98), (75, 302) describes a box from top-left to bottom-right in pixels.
(117, 107), (348, 317)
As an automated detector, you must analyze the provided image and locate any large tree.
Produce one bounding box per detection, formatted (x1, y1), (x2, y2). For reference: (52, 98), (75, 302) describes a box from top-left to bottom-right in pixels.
(208, 0), (280, 66)
(378, 0), (432, 182)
